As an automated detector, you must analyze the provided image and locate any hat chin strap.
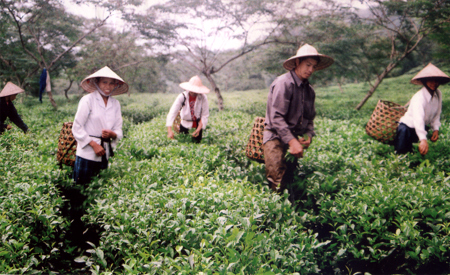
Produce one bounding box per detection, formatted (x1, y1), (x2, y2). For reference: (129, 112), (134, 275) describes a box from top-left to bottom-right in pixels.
(94, 82), (114, 97)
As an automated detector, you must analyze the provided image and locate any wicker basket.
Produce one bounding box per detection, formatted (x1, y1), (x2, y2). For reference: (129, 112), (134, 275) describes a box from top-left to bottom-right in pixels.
(173, 112), (181, 134)
(57, 122), (77, 166)
(366, 100), (407, 143)
(245, 117), (266, 163)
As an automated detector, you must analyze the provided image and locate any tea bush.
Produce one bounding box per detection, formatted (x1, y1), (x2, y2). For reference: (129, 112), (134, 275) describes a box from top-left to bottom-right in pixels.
(0, 102), (73, 273)
(1, 76), (450, 274)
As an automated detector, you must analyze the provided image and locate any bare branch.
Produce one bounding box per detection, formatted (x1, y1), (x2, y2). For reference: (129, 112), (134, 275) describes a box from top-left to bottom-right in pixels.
(48, 16), (110, 69)
(1, 0), (41, 63)
(114, 60), (147, 70)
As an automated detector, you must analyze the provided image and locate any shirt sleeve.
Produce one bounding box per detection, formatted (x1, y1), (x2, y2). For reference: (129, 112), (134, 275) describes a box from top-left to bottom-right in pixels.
(110, 101), (123, 149)
(306, 119), (315, 138)
(72, 95), (94, 149)
(430, 90), (442, 131)
(410, 93), (427, 141)
(7, 102), (28, 133)
(166, 93), (185, 127)
(200, 95), (209, 129)
(269, 82), (296, 144)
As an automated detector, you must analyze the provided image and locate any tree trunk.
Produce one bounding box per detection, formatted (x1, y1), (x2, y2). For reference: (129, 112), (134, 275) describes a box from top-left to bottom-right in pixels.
(355, 62), (397, 110)
(47, 91), (57, 109)
(204, 73), (224, 111)
(64, 79), (73, 100)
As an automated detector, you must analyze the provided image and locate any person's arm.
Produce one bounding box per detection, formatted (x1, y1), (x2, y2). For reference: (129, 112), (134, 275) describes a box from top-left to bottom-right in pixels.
(89, 140), (105, 156)
(419, 140), (429, 155)
(288, 138), (303, 158)
(166, 93), (185, 129)
(299, 135), (312, 149)
(167, 126), (175, 139)
(192, 120), (203, 137)
(301, 95), (316, 148)
(7, 102), (28, 133)
(430, 130), (439, 142)
(72, 96), (96, 150)
(410, 92), (428, 142)
(200, 94), (209, 130)
(269, 82), (296, 145)
(106, 100), (123, 149)
(430, 90), (442, 143)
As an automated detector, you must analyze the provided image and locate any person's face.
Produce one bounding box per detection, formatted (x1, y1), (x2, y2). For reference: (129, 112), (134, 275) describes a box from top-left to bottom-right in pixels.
(426, 80), (439, 91)
(189, 91), (198, 97)
(9, 94), (17, 101)
(294, 57), (318, 81)
(97, 77), (117, 96)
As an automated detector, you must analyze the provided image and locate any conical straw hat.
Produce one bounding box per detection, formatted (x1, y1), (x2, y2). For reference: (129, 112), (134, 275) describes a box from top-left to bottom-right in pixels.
(411, 63), (450, 85)
(179, 75), (210, 94)
(0, 82), (25, 98)
(80, 66), (129, 96)
(283, 44), (334, 71)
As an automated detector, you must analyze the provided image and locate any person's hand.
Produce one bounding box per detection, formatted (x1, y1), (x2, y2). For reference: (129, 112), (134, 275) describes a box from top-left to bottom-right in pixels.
(192, 128), (201, 138)
(102, 129), (117, 139)
(192, 120), (203, 138)
(431, 130), (439, 142)
(419, 139), (429, 156)
(6, 124), (12, 130)
(288, 138), (304, 158)
(90, 140), (105, 156)
(299, 135), (312, 149)
(167, 127), (175, 139)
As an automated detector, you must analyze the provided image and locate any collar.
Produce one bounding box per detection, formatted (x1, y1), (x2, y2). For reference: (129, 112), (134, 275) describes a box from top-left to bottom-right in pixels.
(421, 86), (439, 102)
(290, 70), (309, 88)
(93, 89), (109, 105)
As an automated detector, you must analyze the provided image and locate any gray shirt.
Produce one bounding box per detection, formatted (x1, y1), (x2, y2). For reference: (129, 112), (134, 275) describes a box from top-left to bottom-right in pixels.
(263, 70), (316, 145)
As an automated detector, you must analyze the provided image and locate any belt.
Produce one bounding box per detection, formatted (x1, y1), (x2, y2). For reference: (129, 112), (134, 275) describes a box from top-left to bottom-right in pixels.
(89, 135), (114, 163)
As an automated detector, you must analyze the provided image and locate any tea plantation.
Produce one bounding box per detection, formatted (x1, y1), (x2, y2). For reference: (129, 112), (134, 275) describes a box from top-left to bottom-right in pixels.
(1, 74), (450, 274)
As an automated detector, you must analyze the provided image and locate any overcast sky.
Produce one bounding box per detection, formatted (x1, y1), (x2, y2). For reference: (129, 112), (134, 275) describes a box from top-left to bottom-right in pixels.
(61, 0), (367, 51)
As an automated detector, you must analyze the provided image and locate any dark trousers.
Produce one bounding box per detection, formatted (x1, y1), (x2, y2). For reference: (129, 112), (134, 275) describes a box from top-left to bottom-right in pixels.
(394, 123), (427, 154)
(180, 124), (203, 143)
(73, 156), (107, 185)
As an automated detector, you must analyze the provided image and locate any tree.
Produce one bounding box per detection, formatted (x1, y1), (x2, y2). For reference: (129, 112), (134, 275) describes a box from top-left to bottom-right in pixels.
(0, 0), (109, 108)
(124, 0), (300, 110)
(68, 27), (166, 97)
(354, 0), (450, 110)
(425, 0), (450, 60)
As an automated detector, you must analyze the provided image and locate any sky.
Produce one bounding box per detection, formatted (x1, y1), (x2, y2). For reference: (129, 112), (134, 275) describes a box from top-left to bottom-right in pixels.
(61, 0), (368, 51)
(61, 0), (252, 50)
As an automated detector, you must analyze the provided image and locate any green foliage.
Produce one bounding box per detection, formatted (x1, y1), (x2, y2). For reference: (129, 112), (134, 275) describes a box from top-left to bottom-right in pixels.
(2, 75), (450, 273)
(0, 0), (83, 92)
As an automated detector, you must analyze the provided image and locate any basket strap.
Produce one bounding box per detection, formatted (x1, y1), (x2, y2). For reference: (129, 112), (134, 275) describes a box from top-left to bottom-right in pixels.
(58, 139), (76, 164)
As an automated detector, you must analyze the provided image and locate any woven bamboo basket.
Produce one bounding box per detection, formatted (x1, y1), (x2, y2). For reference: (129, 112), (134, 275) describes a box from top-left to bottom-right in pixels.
(173, 112), (181, 134)
(366, 100), (407, 143)
(245, 117), (265, 163)
(57, 122), (77, 166)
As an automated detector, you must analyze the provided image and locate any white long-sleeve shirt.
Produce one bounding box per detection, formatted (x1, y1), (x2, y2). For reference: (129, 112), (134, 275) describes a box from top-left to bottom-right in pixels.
(399, 86), (442, 141)
(166, 91), (209, 130)
(72, 91), (123, 162)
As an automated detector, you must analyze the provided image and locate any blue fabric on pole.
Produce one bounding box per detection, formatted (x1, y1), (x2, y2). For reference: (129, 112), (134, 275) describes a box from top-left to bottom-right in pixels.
(39, 68), (47, 103)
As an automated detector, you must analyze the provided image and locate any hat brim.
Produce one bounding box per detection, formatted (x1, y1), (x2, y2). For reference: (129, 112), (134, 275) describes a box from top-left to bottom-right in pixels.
(283, 54), (334, 71)
(81, 78), (129, 96)
(179, 83), (210, 94)
(0, 82), (25, 98)
(410, 63), (450, 85)
(80, 66), (129, 95)
(411, 76), (450, 86)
